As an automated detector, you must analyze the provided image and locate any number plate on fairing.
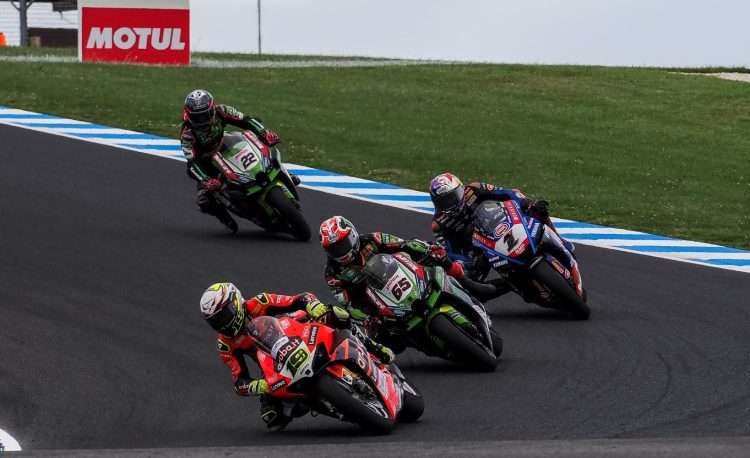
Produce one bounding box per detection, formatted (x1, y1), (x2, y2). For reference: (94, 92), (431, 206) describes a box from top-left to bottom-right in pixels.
(225, 145), (262, 174)
(373, 265), (418, 316)
(273, 336), (314, 383)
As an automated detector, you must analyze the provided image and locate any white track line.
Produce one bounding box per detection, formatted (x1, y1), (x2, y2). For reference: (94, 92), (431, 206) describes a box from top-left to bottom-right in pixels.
(0, 428), (21, 451)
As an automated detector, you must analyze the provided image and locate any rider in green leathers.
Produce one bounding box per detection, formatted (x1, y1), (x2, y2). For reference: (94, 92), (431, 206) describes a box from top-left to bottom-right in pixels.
(180, 89), (296, 232)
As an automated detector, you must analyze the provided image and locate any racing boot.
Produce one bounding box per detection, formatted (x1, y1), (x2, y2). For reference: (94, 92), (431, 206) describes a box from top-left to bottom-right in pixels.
(260, 396), (291, 431)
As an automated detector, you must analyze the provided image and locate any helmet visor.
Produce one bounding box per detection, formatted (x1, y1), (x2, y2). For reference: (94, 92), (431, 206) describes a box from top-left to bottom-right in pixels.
(433, 186), (464, 212)
(207, 303), (244, 337)
(325, 231), (358, 262)
(189, 107), (214, 127)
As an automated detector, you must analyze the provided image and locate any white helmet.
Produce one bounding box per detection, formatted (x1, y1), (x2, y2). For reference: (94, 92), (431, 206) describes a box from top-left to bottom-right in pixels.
(200, 282), (246, 336)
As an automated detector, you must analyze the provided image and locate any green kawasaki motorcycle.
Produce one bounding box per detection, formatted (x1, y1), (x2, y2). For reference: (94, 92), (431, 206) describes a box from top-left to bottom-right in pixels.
(362, 252), (503, 372)
(211, 131), (311, 241)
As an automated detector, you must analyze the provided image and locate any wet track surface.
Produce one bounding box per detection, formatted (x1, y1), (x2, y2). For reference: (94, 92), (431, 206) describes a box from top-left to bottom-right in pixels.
(2, 124), (750, 450)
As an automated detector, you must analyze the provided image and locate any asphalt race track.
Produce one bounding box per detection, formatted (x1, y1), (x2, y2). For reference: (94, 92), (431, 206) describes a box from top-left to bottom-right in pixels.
(2, 124), (750, 452)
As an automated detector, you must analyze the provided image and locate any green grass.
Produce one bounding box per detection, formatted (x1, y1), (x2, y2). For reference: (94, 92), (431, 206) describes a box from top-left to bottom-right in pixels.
(0, 46), (385, 61)
(1, 53), (749, 248)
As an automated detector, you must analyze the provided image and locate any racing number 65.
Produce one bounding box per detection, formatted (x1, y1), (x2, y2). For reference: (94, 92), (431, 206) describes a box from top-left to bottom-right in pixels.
(390, 278), (411, 300)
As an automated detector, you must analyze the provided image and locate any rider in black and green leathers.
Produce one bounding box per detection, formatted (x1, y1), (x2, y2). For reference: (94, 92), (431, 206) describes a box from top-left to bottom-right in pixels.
(180, 89), (292, 233)
(319, 216), (467, 350)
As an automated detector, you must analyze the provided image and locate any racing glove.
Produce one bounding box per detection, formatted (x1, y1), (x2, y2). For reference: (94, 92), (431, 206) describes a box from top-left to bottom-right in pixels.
(261, 130), (281, 146)
(428, 243), (448, 262)
(203, 178), (222, 192)
(235, 378), (269, 396)
(447, 261), (465, 279)
(369, 341), (395, 364)
(305, 299), (330, 322)
(529, 199), (550, 220)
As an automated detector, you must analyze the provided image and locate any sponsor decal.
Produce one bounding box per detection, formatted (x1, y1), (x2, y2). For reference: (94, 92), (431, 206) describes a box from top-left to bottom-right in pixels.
(284, 348), (309, 376)
(274, 337), (306, 374)
(510, 239), (529, 257)
(271, 336), (291, 357)
(530, 222), (540, 239)
(366, 289), (395, 317)
(494, 222), (511, 237)
(473, 232), (496, 249)
(80, 2), (190, 65)
(216, 339), (230, 352)
(550, 259), (570, 278)
(271, 380), (287, 391)
(503, 201), (522, 224)
(307, 325), (319, 345)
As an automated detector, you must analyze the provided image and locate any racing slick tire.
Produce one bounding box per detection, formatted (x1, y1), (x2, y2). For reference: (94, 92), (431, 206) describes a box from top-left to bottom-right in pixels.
(266, 185), (311, 241)
(530, 260), (591, 320)
(429, 314), (498, 372)
(396, 379), (424, 423)
(316, 372), (395, 434)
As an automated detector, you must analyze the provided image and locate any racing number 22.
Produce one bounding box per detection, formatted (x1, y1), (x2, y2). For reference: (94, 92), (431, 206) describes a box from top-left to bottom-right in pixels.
(238, 150), (257, 168)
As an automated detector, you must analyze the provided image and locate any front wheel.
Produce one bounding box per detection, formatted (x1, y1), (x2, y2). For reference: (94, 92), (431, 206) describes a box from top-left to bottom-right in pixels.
(397, 379), (424, 423)
(530, 260), (590, 320)
(429, 314), (498, 372)
(316, 372), (395, 434)
(265, 186), (311, 241)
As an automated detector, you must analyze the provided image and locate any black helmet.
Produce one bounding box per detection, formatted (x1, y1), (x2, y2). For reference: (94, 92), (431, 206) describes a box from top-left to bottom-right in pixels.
(199, 282), (246, 337)
(183, 89), (216, 129)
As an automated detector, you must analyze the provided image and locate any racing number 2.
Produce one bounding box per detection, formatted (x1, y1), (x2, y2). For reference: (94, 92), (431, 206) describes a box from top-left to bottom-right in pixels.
(390, 278), (411, 300)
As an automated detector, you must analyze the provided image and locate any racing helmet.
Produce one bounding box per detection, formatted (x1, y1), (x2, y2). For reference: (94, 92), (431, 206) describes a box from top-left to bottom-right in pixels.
(183, 89), (216, 131)
(199, 282), (246, 337)
(319, 216), (360, 264)
(430, 172), (465, 213)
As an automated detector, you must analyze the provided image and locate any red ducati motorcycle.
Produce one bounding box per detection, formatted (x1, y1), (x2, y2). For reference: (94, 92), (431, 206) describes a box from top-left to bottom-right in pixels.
(249, 315), (424, 433)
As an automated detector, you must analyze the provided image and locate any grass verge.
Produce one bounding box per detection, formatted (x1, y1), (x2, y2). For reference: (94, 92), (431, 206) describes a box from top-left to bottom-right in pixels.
(1, 49), (748, 248)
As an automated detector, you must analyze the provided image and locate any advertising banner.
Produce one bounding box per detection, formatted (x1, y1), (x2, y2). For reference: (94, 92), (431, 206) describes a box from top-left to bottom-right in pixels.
(79, 0), (190, 65)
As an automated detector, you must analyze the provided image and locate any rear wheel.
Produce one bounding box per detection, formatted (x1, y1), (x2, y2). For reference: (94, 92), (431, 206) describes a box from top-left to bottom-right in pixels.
(429, 314), (498, 372)
(530, 260), (590, 320)
(265, 186), (311, 241)
(316, 372), (395, 434)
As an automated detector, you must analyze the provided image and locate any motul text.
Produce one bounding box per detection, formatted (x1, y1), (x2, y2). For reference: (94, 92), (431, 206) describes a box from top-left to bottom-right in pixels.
(86, 27), (186, 51)
(80, 6), (190, 65)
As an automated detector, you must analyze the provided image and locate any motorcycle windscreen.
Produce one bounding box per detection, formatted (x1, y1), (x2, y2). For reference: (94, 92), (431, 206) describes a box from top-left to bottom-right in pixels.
(364, 254), (400, 290)
(246, 316), (287, 354)
(473, 201), (510, 237)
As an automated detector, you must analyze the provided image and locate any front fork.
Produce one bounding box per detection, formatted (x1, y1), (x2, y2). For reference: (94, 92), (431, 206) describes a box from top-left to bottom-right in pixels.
(538, 228), (584, 297)
(427, 304), (493, 351)
(270, 146), (300, 201)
